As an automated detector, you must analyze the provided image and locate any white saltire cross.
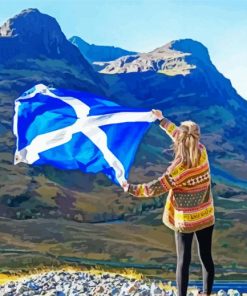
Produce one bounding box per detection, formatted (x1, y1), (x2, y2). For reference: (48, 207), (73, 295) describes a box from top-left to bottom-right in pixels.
(13, 84), (156, 185)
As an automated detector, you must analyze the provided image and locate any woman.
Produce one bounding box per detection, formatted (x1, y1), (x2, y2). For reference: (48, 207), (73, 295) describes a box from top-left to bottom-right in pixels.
(121, 109), (215, 296)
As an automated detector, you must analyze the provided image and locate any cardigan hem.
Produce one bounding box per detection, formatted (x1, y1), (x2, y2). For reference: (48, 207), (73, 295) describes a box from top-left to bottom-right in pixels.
(163, 216), (215, 233)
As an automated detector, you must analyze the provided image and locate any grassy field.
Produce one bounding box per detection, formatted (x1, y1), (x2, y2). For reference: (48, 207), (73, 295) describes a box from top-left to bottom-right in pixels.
(0, 194), (246, 283)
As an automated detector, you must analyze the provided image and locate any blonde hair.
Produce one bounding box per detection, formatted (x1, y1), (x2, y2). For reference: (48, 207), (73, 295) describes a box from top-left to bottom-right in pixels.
(171, 120), (201, 169)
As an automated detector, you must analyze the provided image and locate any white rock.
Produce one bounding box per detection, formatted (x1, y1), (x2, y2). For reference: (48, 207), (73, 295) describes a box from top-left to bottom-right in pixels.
(4, 286), (13, 293)
(119, 282), (129, 296)
(227, 289), (241, 296)
(53, 274), (60, 282)
(55, 284), (63, 291)
(218, 289), (227, 296)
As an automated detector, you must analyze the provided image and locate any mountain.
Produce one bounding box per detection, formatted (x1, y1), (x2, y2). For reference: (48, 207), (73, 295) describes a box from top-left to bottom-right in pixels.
(69, 36), (138, 65)
(98, 39), (247, 190)
(0, 8), (114, 222)
(0, 8), (107, 94)
(98, 40), (196, 75)
(0, 8), (85, 64)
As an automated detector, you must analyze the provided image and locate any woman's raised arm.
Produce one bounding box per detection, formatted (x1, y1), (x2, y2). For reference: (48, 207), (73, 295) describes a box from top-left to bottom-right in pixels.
(152, 109), (180, 142)
(159, 117), (180, 142)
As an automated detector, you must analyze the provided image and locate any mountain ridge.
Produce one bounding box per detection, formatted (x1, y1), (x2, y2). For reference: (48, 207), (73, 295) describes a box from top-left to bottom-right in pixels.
(69, 35), (138, 64)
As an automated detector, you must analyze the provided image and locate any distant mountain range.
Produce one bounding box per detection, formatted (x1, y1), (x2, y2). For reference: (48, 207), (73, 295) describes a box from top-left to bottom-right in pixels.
(69, 35), (137, 64)
(0, 8), (246, 224)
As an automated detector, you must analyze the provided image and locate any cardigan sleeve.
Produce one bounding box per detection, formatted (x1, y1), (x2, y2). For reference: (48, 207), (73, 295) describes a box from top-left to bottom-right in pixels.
(159, 117), (180, 142)
(127, 171), (177, 198)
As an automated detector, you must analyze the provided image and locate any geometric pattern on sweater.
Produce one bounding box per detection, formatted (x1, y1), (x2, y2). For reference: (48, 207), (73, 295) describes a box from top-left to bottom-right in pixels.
(162, 186), (215, 233)
(186, 172), (210, 186)
(174, 191), (205, 208)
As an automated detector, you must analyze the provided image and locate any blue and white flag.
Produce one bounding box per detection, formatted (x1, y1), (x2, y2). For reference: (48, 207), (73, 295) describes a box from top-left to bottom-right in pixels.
(13, 84), (156, 186)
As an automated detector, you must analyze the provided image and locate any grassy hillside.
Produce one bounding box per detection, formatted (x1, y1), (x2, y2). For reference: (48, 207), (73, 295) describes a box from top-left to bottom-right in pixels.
(0, 190), (246, 280)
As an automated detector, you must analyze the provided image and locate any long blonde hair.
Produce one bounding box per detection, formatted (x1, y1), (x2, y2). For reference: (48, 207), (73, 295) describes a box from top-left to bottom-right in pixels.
(171, 120), (201, 169)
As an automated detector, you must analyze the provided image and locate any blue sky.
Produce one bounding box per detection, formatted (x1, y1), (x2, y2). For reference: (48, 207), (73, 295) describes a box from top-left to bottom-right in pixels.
(1, 0), (247, 99)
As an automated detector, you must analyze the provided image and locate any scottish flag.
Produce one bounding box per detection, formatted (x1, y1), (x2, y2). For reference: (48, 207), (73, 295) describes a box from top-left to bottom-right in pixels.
(13, 84), (156, 186)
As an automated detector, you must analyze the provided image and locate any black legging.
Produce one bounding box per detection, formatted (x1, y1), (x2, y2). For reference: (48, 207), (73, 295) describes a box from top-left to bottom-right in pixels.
(175, 224), (215, 296)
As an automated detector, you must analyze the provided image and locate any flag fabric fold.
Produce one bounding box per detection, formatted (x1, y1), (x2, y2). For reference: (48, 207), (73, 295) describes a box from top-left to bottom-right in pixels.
(13, 84), (156, 186)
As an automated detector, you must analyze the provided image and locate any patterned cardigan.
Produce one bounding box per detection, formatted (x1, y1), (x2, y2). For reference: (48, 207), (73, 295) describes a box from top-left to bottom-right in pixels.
(127, 117), (215, 233)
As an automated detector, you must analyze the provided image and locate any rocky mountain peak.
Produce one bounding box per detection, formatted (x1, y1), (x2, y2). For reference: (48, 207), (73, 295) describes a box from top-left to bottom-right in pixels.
(0, 8), (68, 57)
(0, 8), (84, 64)
(0, 8), (107, 93)
(98, 38), (212, 75)
(168, 38), (211, 62)
(0, 8), (61, 39)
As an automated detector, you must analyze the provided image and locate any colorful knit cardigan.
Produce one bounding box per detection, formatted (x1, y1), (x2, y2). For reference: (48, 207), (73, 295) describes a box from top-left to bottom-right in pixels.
(127, 117), (215, 233)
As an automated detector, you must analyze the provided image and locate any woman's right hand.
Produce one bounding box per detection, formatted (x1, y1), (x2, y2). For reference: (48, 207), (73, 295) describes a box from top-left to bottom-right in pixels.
(152, 109), (164, 120)
(121, 181), (130, 192)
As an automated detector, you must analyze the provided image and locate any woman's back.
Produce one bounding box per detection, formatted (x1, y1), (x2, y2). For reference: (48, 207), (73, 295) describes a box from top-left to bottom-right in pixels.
(162, 142), (215, 233)
(127, 116), (215, 233)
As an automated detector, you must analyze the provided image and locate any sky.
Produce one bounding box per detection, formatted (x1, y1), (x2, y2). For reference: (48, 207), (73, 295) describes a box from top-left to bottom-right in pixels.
(1, 0), (247, 99)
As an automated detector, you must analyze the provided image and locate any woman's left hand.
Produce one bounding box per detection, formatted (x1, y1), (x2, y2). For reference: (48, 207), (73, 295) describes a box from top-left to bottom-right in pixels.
(121, 181), (130, 192)
(152, 109), (164, 120)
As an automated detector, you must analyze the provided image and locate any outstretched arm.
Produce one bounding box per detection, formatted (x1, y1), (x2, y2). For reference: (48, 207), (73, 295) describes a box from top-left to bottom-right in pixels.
(159, 117), (180, 142)
(152, 109), (180, 142)
(122, 172), (177, 198)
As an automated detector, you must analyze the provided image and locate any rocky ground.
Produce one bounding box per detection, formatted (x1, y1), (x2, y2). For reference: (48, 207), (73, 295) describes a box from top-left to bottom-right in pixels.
(0, 270), (243, 296)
